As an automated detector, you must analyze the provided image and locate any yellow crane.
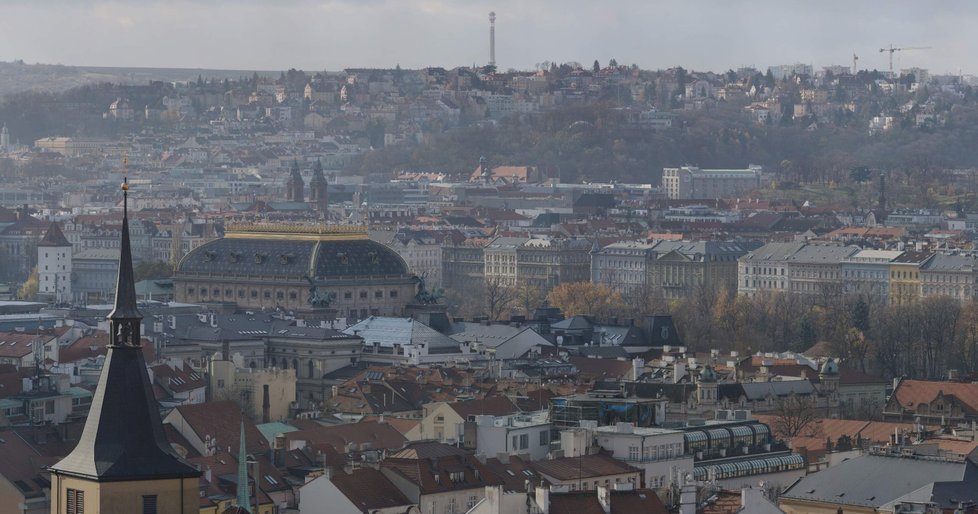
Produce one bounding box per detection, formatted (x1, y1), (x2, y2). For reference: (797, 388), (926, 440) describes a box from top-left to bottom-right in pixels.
(879, 44), (931, 75)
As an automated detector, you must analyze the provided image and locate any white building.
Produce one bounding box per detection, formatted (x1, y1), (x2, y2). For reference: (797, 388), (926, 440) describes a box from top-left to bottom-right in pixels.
(590, 242), (654, 293)
(592, 423), (693, 490)
(662, 165), (764, 200)
(472, 410), (552, 461)
(37, 223), (73, 304)
(0, 123), (9, 151)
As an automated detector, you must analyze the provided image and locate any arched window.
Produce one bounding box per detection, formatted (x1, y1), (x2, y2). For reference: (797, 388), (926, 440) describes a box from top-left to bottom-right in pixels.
(292, 358), (298, 370)
(308, 360), (315, 379)
(281, 358), (288, 369)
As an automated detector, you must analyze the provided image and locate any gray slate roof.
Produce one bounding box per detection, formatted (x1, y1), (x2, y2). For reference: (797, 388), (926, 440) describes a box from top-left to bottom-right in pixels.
(781, 455), (971, 509)
(344, 316), (459, 350)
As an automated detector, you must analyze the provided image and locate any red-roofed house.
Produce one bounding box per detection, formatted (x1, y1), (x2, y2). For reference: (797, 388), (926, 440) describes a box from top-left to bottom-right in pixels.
(163, 400), (270, 457)
(150, 359), (207, 405)
(884, 379), (978, 425)
(300, 467), (414, 514)
(406, 396), (519, 444)
(0, 428), (58, 514)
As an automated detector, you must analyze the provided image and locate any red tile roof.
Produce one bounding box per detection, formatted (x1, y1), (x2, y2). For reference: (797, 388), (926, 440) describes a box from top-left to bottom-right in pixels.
(330, 467), (412, 512)
(283, 419), (406, 454)
(892, 379), (978, 415)
(59, 331), (155, 363)
(530, 453), (640, 482)
(548, 489), (668, 514)
(169, 400), (269, 455)
(447, 395), (519, 418)
(0, 429), (57, 500)
(0, 332), (54, 359)
(568, 356), (633, 381)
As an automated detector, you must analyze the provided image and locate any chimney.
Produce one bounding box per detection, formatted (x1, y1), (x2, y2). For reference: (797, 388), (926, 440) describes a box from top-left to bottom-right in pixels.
(679, 482), (697, 514)
(674, 362), (686, 384)
(222, 340), (231, 361)
(262, 384), (270, 423)
(631, 358), (645, 380)
(535, 486), (550, 514)
(597, 485), (611, 514)
(274, 433), (286, 467)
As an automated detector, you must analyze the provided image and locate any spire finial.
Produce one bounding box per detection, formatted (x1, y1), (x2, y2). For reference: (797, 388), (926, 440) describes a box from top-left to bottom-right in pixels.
(122, 153), (129, 214)
(107, 163), (140, 337)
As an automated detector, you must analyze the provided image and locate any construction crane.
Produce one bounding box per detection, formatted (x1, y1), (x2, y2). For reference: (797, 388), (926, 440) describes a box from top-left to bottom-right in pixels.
(879, 44), (931, 75)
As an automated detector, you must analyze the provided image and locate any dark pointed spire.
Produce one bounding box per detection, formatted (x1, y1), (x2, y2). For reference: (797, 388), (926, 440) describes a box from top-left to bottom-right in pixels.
(236, 419), (252, 512)
(48, 173), (199, 483)
(38, 221), (71, 247)
(107, 176), (141, 339)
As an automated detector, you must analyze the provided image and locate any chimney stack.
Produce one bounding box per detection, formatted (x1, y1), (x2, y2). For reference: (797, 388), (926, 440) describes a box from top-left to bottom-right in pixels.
(597, 485), (611, 514)
(262, 384), (271, 423)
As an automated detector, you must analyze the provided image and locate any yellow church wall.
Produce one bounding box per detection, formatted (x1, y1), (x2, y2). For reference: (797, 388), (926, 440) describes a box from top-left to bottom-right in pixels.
(50, 474), (198, 514)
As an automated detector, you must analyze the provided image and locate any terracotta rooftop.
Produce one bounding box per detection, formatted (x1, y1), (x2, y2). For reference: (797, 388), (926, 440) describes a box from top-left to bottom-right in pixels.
(329, 467), (413, 512)
(548, 489), (668, 514)
(447, 395), (519, 419)
(283, 419), (406, 454)
(59, 331), (155, 363)
(169, 401), (269, 455)
(0, 429), (57, 500)
(892, 379), (978, 415)
(530, 453), (640, 481)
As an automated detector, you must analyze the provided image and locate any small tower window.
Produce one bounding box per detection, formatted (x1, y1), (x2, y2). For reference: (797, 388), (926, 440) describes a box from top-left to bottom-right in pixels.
(142, 495), (158, 514)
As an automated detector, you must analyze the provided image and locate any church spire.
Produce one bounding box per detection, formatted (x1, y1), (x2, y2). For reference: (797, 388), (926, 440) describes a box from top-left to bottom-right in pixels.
(237, 420), (252, 513)
(107, 174), (141, 339)
(48, 165), (199, 492)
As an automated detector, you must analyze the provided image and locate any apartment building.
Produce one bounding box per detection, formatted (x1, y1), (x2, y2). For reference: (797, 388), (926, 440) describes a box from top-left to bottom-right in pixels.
(661, 165), (763, 200)
(591, 242), (655, 293)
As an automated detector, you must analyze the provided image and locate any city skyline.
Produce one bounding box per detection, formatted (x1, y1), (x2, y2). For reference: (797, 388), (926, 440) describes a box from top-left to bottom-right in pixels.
(1, 0), (977, 75)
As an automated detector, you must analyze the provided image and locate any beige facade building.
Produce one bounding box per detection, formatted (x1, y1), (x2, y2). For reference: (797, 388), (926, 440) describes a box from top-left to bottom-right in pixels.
(646, 241), (747, 299)
(208, 357), (297, 422)
(662, 165), (763, 200)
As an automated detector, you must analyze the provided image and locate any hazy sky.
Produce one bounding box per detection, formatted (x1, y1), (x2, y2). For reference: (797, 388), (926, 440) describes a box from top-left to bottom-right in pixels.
(2, 0), (976, 74)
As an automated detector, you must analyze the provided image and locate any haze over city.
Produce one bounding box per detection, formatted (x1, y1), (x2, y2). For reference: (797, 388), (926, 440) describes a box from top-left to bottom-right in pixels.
(1, 0), (976, 73)
(6, 2), (978, 514)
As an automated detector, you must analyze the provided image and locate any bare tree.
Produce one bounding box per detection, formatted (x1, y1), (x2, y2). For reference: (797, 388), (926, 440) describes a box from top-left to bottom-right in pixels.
(514, 283), (546, 316)
(484, 276), (515, 320)
(771, 393), (819, 440)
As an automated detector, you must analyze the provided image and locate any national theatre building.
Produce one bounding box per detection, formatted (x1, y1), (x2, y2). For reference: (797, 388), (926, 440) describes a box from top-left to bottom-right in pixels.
(174, 224), (418, 319)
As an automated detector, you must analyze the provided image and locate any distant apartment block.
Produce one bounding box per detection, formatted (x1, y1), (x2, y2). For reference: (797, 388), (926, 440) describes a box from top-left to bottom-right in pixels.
(766, 63), (813, 80)
(662, 165), (763, 200)
(739, 243), (978, 304)
(592, 240), (747, 298)
(739, 242), (859, 298)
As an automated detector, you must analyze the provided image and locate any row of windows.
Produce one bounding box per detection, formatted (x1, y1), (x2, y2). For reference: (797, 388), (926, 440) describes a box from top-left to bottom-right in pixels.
(66, 490), (156, 514)
(185, 288), (401, 301)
